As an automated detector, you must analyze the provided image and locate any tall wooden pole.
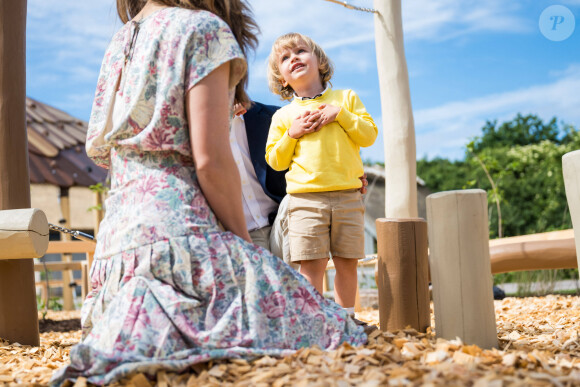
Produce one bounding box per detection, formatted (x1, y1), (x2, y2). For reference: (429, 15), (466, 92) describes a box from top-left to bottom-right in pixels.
(373, 0), (418, 218)
(0, 0), (40, 345)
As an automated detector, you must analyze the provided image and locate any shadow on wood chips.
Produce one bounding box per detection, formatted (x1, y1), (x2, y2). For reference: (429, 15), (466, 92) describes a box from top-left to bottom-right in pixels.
(39, 318), (81, 333)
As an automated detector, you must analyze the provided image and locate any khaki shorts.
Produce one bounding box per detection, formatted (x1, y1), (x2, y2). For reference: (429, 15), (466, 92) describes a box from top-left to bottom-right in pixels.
(287, 190), (365, 261)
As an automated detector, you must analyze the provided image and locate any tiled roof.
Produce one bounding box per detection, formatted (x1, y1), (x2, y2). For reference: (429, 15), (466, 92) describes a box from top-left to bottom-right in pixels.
(26, 97), (107, 187)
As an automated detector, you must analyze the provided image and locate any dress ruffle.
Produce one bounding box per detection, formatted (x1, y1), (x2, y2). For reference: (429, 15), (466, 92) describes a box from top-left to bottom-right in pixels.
(51, 232), (366, 385)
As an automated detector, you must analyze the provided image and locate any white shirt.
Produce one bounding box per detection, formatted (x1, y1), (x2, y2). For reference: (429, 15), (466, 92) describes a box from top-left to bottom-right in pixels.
(230, 115), (279, 231)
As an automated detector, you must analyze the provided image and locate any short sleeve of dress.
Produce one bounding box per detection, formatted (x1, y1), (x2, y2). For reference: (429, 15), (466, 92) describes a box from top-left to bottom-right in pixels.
(85, 30), (126, 169)
(184, 12), (247, 93)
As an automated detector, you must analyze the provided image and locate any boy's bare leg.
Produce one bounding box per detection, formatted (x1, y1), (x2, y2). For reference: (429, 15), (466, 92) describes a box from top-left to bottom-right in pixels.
(299, 258), (329, 294)
(332, 257), (358, 308)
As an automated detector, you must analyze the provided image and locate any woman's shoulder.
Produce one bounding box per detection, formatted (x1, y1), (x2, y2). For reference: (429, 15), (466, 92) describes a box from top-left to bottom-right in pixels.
(164, 7), (230, 34)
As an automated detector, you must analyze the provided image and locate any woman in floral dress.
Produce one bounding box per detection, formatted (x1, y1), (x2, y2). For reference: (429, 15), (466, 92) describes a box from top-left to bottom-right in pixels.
(51, 0), (366, 385)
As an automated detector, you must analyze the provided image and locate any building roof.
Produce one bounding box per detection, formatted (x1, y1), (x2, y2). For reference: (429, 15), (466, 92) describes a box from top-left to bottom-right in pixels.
(26, 97), (107, 187)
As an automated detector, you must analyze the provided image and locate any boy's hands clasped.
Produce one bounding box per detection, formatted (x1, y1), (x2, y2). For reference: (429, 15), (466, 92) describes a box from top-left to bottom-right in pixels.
(288, 104), (340, 139)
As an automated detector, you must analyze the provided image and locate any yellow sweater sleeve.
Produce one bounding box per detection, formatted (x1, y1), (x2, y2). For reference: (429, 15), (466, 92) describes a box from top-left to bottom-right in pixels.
(265, 112), (298, 171)
(335, 90), (378, 147)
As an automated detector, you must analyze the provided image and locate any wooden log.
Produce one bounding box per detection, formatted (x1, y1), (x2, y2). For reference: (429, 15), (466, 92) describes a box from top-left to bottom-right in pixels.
(426, 189), (498, 349)
(373, 0), (418, 218)
(0, 208), (49, 259)
(46, 240), (96, 254)
(490, 238), (577, 274)
(562, 150), (580, 278)
(489, 229), (573, 246)
(376, 218), (430, 332)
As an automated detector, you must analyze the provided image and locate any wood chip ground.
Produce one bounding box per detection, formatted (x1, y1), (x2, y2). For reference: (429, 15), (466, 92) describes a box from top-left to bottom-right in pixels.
(1, 295), (579, 386)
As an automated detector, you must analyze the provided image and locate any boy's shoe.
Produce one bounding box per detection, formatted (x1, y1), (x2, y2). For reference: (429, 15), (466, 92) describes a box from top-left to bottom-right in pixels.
(351, 316), (379, 336)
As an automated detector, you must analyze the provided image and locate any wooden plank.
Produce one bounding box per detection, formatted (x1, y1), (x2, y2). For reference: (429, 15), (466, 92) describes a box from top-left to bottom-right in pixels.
(35, 280), (82, 290)
(28, 121), (66, 150)
(33, 262), (83, 271)
(26, 126), (59, 157)
(46, 240), (96, 254)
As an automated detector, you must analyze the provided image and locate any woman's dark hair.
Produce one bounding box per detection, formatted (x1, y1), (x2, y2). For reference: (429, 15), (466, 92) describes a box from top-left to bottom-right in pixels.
(117, 0), (258, 105)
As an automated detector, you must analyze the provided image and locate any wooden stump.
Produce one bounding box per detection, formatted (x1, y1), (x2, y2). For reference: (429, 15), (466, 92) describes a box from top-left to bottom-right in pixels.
(0, 209), (49, 259)
(426, 189), (498, 349)
(562, 150), (580, 279)
(376, 218), (430, 332)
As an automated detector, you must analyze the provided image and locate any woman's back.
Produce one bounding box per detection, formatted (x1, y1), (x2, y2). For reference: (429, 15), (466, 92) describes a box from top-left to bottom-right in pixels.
(87, 8), (245, 258)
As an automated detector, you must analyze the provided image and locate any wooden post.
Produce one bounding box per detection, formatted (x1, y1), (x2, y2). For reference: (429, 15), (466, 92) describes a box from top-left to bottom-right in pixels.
(0, 0), (40, 346)
(59, 187), (75, 311)
(562, 150), (580, 279)
(94, 190), (103, 238)
(376, 218), (430, 332)
(426, 190), (498, 349)
(373, 0), (418, 218)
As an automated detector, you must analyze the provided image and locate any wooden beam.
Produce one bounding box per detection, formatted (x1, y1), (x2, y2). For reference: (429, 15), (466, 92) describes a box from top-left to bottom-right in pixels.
(33, 262), (83, 272)
(46, 240), (96, 254)
(490, 238), (577, 274)
(0, 0), (39, 346)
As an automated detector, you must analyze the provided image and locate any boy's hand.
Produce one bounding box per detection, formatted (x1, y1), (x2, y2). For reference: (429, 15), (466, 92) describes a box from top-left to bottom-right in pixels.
(317, 104), (341, 127)
(288, 110), (324, 139)
(359, 173), (368, 194)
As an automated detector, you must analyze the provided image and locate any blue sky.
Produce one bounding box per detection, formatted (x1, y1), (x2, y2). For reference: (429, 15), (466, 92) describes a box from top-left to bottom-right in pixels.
(26, 0), (580, 162)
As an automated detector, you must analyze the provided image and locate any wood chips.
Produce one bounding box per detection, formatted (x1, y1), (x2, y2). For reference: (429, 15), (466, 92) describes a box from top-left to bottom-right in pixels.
(1, 295), (579, 386)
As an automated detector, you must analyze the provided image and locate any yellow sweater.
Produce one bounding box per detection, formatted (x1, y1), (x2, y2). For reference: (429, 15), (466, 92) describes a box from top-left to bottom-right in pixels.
(265, 89), (377, 194)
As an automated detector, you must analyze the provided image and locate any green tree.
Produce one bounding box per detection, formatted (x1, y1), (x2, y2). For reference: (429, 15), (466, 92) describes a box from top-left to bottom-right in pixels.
(418, 114), (580, 238)
(471, 114), (562, 153)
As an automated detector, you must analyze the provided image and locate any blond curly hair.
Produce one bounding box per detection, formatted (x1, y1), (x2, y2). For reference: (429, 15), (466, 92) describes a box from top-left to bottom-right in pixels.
(267, 33), (333, 101)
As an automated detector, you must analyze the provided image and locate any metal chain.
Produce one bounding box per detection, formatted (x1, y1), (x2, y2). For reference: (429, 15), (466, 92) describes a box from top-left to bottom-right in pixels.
(322, 0), (378, 14)
(48, 223), (95, 242)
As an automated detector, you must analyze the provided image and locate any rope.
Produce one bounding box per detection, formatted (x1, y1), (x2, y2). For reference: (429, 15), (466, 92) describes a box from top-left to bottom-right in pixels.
(321, 0), (378, 14)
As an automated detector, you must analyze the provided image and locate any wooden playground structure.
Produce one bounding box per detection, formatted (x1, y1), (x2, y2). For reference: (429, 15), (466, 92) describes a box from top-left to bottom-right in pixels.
(1, 0), (579, 366)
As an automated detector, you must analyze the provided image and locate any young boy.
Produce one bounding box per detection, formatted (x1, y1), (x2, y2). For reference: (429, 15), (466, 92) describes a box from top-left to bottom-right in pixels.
(265, 33), (378, 315)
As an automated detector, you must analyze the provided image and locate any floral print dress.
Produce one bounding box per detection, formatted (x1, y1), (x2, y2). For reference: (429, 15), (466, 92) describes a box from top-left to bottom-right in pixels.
(51, 8), (366, 386)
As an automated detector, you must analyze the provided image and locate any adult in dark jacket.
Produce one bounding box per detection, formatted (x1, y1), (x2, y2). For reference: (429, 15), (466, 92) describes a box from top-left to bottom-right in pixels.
(230, 101), (290, 262)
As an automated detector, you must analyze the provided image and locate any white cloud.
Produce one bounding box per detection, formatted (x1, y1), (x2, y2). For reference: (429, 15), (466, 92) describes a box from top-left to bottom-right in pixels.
(402, 0), (530, 41)
(414, 64), (580, 160)
(26, 0), (121, 117)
